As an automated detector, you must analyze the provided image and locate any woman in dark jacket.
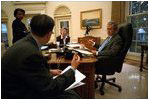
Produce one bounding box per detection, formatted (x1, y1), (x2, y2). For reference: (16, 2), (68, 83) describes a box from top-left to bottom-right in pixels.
(12, 8), (29, 44)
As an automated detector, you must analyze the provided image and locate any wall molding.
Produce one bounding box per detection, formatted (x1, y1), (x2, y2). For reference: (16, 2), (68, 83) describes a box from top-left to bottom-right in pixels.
(12, 1), (46, 14)
(13, 1), (46, 5)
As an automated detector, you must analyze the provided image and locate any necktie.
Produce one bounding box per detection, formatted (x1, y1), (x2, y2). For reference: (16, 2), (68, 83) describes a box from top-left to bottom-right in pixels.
(98, 37), (111, 52)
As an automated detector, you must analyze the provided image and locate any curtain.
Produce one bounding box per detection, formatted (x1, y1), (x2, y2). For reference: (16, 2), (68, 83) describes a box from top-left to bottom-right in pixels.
(111, 1), (126, 24)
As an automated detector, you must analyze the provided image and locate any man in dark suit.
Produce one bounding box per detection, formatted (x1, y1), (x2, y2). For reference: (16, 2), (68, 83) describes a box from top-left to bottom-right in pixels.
(56, 28), (70, 47)
(2, 14), (81, 99)
(89, 21), (123, 71)
(12, 8), (29, 44)
(90, 21), (122, 57)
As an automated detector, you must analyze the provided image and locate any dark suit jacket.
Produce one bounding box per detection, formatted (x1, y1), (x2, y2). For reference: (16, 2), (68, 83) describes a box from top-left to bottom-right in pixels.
(1, 34), (75, 99)
(56, 35), (70, 46)
(94, 33), (122, 57)
(12, 18), (28, 43)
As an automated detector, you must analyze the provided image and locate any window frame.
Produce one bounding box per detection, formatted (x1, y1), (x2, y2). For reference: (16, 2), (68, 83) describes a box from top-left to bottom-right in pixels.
(127, 1), (148, 54)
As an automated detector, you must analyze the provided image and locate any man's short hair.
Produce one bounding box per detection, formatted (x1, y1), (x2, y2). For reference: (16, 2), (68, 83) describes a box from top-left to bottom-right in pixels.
(14, 8), (25, 17)
(63, 27), (68, 30)
(108, 21), (118, 30)
(30, 14), (55, 37)
(61, 27), (68, 31)
(62, 27), (69, 34)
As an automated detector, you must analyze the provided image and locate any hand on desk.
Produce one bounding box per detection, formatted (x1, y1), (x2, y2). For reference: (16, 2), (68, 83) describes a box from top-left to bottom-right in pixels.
(88, 39), (95, 46)
(50, 69), (62, 76)
(90, 50), (97, 55)
(71, 53), (80, 69)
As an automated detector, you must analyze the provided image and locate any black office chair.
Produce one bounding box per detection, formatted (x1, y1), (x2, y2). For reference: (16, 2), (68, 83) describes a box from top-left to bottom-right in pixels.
(95, 23), (133, 95)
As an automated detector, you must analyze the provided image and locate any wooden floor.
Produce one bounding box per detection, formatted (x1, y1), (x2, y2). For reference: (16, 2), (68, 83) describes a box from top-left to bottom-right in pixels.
(125, 58), (147, 67)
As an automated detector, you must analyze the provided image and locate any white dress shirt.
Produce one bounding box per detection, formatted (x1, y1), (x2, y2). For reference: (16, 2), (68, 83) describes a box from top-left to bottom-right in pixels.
(96, 36), (112, 55)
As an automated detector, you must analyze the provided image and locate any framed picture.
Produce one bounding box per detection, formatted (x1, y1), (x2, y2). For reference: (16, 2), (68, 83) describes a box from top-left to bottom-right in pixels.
(80, 9), (102, 29)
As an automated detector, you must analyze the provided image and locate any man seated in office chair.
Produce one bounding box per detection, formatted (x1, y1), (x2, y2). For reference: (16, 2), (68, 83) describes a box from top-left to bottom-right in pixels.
(88, 21), (123, 75)
(1, 14), (81, 99)
(89, 21), (123, 57)
(56, 27), (70, 47)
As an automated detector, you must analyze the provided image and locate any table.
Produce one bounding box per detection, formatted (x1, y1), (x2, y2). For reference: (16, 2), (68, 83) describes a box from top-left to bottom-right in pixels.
(140, 44), (148, 71)
(47, 53), (97, 99)
(78, 36), (100, 50)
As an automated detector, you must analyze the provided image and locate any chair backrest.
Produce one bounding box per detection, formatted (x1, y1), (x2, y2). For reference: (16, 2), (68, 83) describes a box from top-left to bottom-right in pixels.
(116, 23), (133, 72)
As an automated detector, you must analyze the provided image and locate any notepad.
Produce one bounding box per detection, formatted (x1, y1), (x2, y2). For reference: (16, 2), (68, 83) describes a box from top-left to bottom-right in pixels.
(53, 66), (86, 91)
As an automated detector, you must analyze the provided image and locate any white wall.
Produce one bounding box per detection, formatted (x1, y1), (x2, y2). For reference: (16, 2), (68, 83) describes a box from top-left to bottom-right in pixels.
(2, 1), (112, 46)
(47, 1), (112, 42)
(1, 1), (47, 46)
(2, 1), (15, 46)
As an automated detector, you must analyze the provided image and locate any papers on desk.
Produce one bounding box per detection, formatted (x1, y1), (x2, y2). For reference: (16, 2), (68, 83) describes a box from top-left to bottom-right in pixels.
(53, 66), (86, 91)
(41, 46), (48, 50)
(49, 48), (61, 53)
(66, 43), (93, 55)
(74, 49), (93, 55)
(66, 43), (81, 48)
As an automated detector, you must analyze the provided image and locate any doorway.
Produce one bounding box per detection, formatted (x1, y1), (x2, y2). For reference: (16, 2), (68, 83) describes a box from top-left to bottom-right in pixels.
(54, 6), (71, 42)
(55, 17), (71, 38)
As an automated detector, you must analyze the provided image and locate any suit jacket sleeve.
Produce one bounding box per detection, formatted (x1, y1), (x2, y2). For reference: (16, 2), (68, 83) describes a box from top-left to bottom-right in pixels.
(97, 36), (122, 56)
(56, 36), (60, 41)
(66, 36), (70, 44)
(94, 42), (100, 49)
(56, 36), (63, 45)
(12, 21), (28, 39)
(20, 54), (75, 97)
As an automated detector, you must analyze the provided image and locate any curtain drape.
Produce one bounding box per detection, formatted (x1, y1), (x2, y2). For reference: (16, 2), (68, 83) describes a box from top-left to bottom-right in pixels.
(111, 1), (126, 24)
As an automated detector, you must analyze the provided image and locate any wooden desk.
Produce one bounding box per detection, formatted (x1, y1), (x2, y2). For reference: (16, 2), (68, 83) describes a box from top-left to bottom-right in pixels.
(47, 53), (97, 99)
(140, 44), (148, 71)
(78, 36), (100, 50)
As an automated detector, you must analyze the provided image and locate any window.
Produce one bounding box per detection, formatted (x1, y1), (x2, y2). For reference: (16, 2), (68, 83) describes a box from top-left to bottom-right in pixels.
(127, 1), (148, 53)
(60, 20), (69, 29)
(1, 23), (9, 48)
(54, 6), (71, 40)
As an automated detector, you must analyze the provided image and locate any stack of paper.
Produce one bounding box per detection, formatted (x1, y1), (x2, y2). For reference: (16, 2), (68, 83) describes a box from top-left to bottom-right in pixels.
(53, 66), (86, 91)
(65, 69), (86, 91)
(66, 43), (81, 48)
(41, 46), (48, 50)
(74, 49), (93, 55)
(49, 48), (61, 53)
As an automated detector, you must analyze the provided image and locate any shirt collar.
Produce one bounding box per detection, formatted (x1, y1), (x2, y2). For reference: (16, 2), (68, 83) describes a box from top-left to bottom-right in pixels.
(31, 33), (42, 50)
(109, 36), (112, 39)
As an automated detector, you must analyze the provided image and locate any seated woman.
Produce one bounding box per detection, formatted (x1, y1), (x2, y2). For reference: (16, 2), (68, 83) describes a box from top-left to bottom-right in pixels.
(56, 28), (70, 47)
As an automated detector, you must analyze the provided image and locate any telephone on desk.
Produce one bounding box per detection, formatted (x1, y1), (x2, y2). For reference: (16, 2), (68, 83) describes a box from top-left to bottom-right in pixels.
(49, 46), (82, 59)
(64, 48), (83, 60)
(44, 43), (93, 60)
